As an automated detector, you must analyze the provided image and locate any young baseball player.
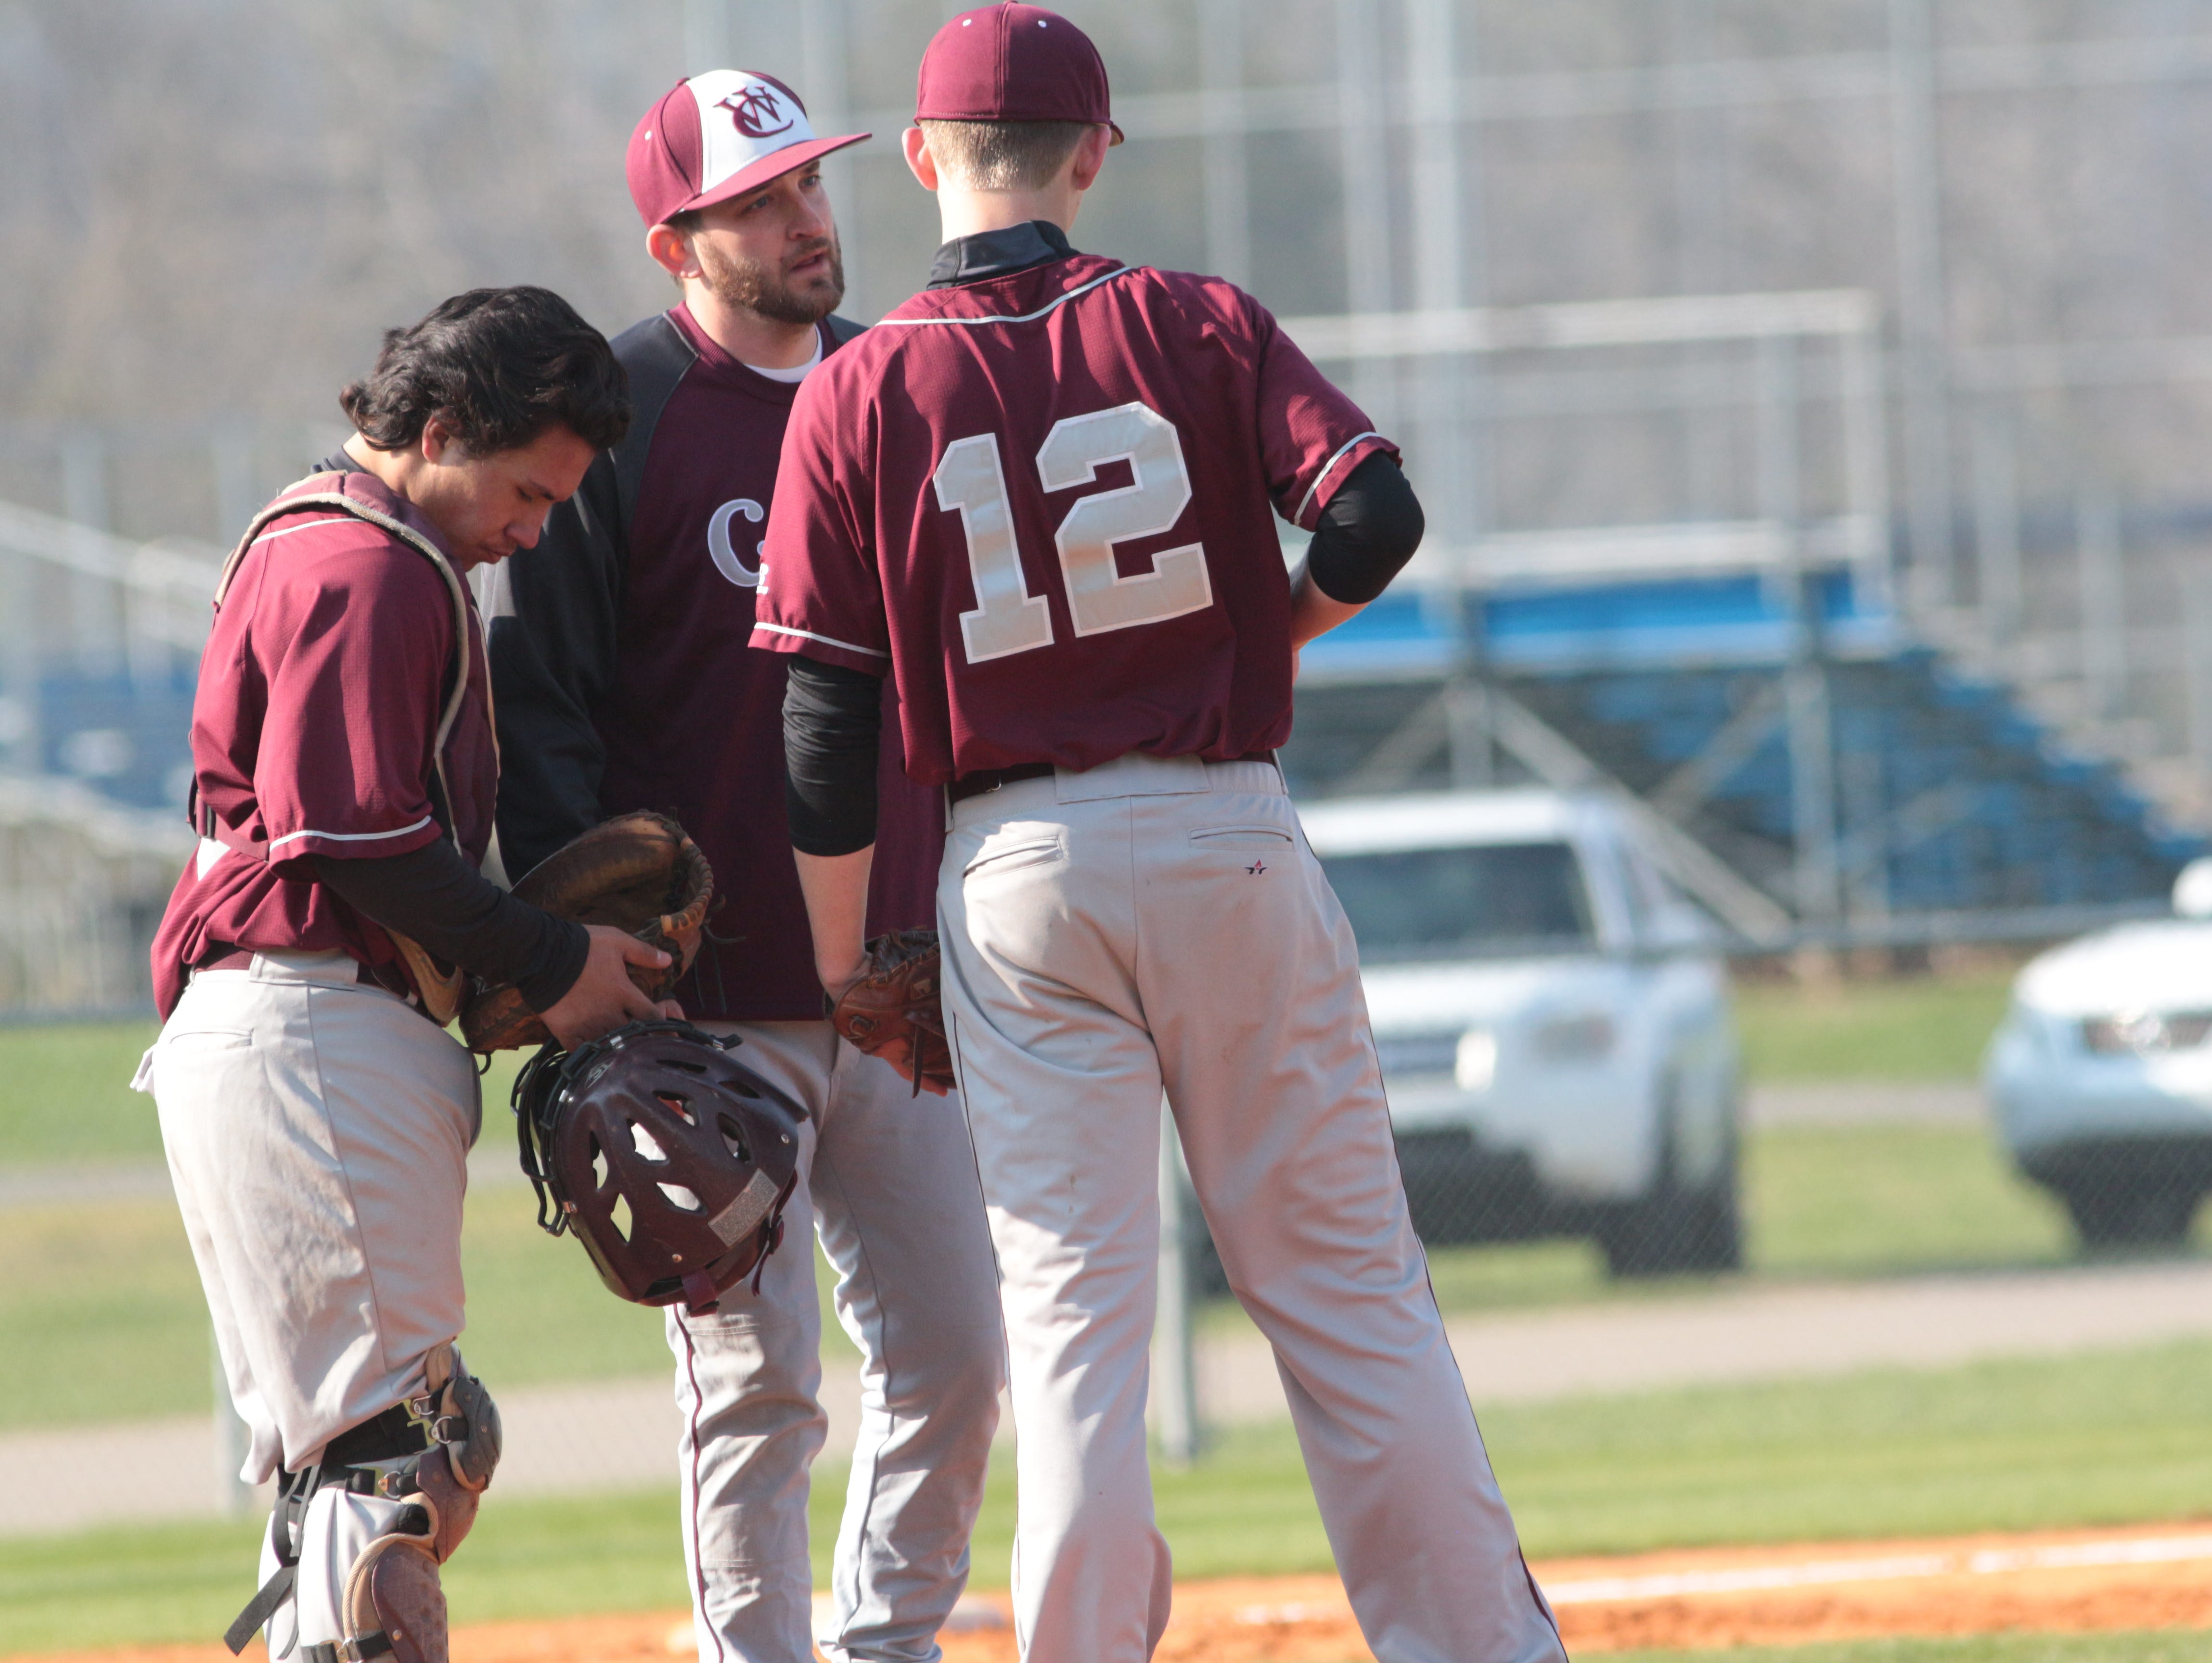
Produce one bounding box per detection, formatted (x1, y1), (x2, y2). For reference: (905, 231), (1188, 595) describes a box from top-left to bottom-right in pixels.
(753, 9), (1569, 1662)
(483, 73), (1004, 1663)
(140, 288), (674, 1663)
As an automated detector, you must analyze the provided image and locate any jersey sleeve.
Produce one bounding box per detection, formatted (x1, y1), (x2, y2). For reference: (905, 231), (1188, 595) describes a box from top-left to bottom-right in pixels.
(1247, 298), (1401, 532)
(752, 370), (893, 677)
(250, 535), (454, 877)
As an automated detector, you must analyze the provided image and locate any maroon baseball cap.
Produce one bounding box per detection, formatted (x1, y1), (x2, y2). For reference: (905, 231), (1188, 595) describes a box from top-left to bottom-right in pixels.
(627, 70), (871, 228)
(915, 4), (1124, 145)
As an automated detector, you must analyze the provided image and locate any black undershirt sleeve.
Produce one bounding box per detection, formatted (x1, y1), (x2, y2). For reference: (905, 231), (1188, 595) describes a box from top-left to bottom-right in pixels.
(311, 844), (592, 1013)
(1303, 451), (1426, 605)
(783, 657), (885, 858)
(777, 458), (1420, 856)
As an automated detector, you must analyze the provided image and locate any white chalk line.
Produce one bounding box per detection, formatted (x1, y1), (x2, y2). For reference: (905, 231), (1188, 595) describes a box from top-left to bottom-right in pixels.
(1230, 1533), (2212, 1625)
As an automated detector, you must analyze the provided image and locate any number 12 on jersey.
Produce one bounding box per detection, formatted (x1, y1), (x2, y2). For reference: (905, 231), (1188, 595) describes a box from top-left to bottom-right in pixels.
(934, 400), (1214, 664)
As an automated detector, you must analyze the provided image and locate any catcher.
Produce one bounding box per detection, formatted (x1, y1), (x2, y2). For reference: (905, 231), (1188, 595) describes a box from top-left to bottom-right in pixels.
(483, 71), (1003, 1663)
(135, 288), (670, 1663)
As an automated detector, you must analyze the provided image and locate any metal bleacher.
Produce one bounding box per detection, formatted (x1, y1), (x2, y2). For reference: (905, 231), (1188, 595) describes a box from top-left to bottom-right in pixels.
(1289, 562), (2201, 953)
(1275, 286), (2204, 953)
(0, 499), (215, 1011)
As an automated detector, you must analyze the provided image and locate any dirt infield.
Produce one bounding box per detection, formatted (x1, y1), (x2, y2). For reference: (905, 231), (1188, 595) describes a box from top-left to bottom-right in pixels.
(22, 1521), (2212, 1662)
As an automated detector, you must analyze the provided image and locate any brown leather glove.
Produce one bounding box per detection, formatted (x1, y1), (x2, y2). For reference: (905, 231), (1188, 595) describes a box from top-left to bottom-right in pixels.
(462, 812), (713, 1052)
(827, 929), (956, 1097)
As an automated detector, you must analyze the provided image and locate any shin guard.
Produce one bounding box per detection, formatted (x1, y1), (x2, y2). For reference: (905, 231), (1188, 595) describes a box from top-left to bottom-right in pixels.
(224, 1346), (498, 1659)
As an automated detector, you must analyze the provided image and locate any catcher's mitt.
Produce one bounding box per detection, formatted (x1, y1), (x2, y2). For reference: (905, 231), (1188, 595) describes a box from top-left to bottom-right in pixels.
(828, 928), (956, 1097)
(462, 812), (714, 1052)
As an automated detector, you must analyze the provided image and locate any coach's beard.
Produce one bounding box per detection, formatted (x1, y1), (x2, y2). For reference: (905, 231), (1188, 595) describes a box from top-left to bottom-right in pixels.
(700, 235), (846, 327)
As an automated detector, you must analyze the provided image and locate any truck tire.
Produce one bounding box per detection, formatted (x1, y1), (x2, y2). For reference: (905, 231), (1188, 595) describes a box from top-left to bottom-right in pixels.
(2060, 1177), (2203, 1249)
(1595, 1077), (1743, 1279)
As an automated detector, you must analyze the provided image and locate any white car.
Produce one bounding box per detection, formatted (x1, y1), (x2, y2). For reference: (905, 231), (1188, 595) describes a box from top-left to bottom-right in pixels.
(1984, 858), (2212, 1248)
(1299, 788), (1742, 1278)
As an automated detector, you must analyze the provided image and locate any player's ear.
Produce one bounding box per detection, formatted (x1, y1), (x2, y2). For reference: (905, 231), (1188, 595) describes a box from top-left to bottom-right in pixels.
(902, 126), (940, 192)
(1068, 124), (1112, 193)
(646, 222), (694, 283)
(420, 415), (455, 466)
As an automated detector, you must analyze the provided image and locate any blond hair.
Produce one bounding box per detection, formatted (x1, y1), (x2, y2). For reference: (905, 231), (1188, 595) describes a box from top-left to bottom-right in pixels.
(920, 119), (1093, 191)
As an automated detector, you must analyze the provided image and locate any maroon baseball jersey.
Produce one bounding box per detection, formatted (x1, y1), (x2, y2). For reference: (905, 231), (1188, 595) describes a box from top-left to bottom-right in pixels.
(750, 254), (1392, 784)
(150, 471), (497, 1017)
(489, 305), (943, 1023)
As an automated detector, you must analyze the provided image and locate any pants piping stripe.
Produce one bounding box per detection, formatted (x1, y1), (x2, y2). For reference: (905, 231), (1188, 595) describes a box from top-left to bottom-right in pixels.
(676, 1320), (727, 1663)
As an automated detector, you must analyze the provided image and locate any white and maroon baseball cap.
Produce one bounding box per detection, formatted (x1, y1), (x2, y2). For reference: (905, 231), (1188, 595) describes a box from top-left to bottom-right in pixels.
(915, 4), (1124, 145)
(627, 70), (870, 228)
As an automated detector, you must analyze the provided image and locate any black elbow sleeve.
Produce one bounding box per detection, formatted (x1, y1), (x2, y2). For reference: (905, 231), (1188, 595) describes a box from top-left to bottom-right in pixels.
(1304, 452), (1426, 605)
(783, 657), (886, 857)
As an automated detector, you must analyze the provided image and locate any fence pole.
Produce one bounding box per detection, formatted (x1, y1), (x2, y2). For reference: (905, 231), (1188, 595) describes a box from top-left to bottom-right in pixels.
(1152, 1101), (1201, 1468)
(212, 1321), (251, 1518)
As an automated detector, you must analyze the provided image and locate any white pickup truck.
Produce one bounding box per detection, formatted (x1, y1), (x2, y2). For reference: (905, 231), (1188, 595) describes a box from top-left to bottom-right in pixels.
(1299, 787), (1743, 1277)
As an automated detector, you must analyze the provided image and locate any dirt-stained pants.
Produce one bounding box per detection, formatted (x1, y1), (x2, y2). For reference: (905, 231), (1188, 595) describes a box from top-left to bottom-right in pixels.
(144, 948), (480, 1659)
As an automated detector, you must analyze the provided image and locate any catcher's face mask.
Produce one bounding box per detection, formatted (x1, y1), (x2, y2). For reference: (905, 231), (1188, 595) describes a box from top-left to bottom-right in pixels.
(514, 1022), (804, 1314)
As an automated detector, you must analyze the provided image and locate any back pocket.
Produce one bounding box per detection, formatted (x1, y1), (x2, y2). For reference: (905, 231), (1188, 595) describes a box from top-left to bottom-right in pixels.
(1189, 824), (1297, 851)
(962, 832), (1067, 880)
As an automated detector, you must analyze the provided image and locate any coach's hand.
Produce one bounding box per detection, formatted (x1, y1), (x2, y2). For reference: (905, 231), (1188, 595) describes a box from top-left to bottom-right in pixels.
(541, 924), (683, 1049)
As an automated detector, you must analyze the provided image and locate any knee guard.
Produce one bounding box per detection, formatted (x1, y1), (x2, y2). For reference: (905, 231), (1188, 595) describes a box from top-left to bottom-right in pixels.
(417, 1342), (501, 1497)
(224, 1346), (500, 1662)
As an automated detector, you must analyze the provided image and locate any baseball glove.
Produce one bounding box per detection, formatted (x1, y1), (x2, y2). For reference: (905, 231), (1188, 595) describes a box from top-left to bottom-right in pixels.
(828, 929), (955, 1097)
(461, 812), (714, 1052)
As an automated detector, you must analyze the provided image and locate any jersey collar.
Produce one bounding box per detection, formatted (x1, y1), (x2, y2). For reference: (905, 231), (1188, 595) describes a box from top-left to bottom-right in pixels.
(926, 219), (1077, 289)
(668, 304), (828, 402)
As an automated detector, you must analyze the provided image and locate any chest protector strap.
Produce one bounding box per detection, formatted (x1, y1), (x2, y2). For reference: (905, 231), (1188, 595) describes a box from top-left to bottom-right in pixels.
(196, 473), (488, 1022)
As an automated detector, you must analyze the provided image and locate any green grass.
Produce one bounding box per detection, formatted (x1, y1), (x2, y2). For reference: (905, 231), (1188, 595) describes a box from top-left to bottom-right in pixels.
(1734, 971), (2015, 1083)
(0, 1200), (213, 1424)
(0, 1022), (525, 1167)
(0, 1116), (2128, 1428)
(0, 1020), (163, 1163)
(0, 970), (2019, 1173)
(1748, 1122), (2075, 1276)
(1376, 1120), (2087, 1323)
(0, 1186), (678, 1433)
(1155, 1336), (2212, 1571)
(13, 1335), (2212, 1652)
(0, 1187), (869, 1431)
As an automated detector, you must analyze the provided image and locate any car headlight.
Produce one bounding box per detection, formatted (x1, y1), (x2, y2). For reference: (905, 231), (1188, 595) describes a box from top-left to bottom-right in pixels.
(1454, 1028), (1498, 1092)
(1532, 1011), (1617, 1064)
(2081, 1009), (2212, 1055)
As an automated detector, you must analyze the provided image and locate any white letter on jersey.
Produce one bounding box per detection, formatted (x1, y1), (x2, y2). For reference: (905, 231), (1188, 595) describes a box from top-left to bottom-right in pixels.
(936, 433), (1054, 663)
(708, 498), (765, 588)
(1036, 403), (1212, 638)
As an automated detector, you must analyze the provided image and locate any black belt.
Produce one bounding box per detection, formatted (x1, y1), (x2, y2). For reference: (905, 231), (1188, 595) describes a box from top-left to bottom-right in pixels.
(195, 945), (414, 1001)
(945, 751), (1276, 807)
(945, 761), (1057, 806)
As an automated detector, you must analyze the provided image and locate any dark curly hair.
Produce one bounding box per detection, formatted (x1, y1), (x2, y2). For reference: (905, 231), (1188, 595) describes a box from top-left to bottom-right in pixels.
(339, 286), (630, 456)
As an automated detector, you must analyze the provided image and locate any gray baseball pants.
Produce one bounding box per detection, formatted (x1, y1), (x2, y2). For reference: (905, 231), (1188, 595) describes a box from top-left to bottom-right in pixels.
(669, 1020), (1005, 1663)
(141, 948), (482, 1659)
(145, 949), (479, 1485)
(938, 753), (1566, 1663)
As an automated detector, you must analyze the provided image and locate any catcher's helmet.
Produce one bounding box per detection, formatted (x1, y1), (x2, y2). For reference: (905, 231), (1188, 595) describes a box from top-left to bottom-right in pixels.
(514, 1022), (803, 1314)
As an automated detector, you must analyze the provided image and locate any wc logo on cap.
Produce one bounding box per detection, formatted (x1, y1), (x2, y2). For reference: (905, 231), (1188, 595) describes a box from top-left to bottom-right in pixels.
(626, 68), (872, 229)
(720, 81), (795, 141)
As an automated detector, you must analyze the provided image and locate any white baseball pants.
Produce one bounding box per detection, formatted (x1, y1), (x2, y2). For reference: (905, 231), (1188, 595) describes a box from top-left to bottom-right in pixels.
(142, 949), (479, 1484)
(939, 754), (1566, 1663)
(668, 1020), (1005, 1663)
